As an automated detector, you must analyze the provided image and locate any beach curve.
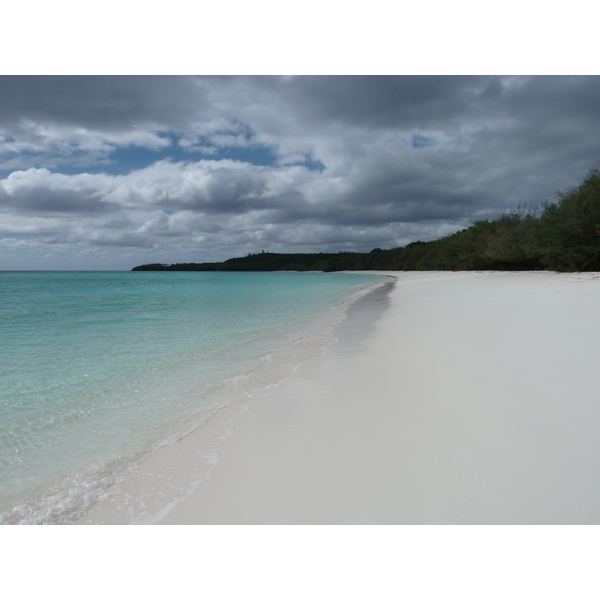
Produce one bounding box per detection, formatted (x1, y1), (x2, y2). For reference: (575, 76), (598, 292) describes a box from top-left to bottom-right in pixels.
(79, 271), (600, 524)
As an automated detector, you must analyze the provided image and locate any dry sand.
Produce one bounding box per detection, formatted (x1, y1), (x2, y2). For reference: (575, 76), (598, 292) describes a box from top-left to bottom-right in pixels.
(79, 271), (600, 524)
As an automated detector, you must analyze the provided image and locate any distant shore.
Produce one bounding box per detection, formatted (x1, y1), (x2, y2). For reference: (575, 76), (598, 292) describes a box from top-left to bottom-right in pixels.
(80, 271), (600, 524)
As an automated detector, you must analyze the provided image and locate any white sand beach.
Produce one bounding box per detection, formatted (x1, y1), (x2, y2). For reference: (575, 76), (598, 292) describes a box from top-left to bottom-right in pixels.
(79, 271), (600, 524)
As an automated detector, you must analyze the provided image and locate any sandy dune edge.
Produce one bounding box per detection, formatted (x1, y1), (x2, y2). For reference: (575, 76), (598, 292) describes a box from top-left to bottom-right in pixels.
(79, 271), (600, 524)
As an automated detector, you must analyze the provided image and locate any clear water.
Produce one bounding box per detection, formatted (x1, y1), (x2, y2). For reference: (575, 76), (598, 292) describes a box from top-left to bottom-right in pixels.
(0, 271), (383, 523)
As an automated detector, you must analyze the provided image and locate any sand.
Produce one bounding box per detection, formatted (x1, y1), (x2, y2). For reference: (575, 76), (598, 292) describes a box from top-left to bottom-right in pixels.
(78, 271), (600, 524)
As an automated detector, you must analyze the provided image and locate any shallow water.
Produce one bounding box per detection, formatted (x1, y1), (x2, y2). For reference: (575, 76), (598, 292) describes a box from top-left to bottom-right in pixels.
(0, 270), (383, 523)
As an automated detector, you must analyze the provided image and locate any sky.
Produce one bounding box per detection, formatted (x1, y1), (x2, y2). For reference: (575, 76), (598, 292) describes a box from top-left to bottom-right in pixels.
(1, 75), (600, 270)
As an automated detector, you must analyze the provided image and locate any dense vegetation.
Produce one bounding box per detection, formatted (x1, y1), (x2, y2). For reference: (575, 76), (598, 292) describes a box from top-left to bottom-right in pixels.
(133, 168), (600, 273)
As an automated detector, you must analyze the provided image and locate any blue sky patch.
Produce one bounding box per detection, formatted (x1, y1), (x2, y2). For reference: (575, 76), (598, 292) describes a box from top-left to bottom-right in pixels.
(284, 154), (325, 172)
(0, 132), (281, 176)
(96, 134), (279, 174)
(412, 134), (435, 148)
(0, 132), (327, 176)
(302, 155), (326, 172)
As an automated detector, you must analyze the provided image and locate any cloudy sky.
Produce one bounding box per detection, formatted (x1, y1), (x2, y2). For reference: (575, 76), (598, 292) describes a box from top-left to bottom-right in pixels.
(1, 75), (600, 270)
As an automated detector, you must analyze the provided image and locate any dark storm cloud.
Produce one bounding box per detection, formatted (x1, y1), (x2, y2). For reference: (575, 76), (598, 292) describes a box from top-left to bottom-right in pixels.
(250, 75), (495, 129)
(1, 75), (600, 269)
(503, 77), (600, 124)
(0, 76), (205, 129)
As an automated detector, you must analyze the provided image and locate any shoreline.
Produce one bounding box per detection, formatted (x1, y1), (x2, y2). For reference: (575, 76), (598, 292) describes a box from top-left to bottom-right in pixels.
(77, 273), (393, 524)
(2, 272), (385, 525)
(80, 271), (600, 524)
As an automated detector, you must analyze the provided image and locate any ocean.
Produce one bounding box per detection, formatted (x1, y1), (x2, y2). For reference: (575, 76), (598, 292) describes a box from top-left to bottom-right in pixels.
(0, 270), (384, 524)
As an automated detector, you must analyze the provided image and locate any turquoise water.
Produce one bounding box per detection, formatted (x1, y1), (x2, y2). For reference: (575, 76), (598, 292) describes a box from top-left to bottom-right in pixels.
(0, 271), (383, 523)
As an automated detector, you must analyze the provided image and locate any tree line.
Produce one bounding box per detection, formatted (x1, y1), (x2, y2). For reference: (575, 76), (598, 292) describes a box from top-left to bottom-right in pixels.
(133, 167), (600, 273)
